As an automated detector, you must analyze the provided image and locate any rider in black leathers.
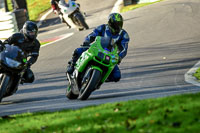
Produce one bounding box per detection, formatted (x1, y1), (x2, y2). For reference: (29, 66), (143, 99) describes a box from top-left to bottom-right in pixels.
(0, 21), (40, 84)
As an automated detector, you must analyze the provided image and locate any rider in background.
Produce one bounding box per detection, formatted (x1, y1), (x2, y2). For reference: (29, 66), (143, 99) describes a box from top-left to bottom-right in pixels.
(67, 13), (130, 83)
(0, 21), (40, 85)
(51, 0), (78, 29)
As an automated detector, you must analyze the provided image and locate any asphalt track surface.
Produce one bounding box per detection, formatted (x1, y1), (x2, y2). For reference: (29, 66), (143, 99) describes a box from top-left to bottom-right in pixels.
(1, 0), (200, 116)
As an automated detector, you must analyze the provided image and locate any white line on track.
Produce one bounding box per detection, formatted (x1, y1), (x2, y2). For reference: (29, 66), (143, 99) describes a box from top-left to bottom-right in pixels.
(37, 9), (53, 28)
(41, 32), (74, 48)
(111, 0), (123, 13)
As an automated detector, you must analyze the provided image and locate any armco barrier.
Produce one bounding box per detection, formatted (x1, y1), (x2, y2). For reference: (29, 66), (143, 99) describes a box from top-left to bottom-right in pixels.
(0, 11), (18, 41)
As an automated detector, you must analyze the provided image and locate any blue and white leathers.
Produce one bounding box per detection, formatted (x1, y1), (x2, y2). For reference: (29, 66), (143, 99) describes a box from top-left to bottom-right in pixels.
(75, 24), (130, 82)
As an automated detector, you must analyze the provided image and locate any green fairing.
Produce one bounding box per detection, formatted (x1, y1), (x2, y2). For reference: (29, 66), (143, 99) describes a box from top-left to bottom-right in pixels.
(76, 36), (119, 83)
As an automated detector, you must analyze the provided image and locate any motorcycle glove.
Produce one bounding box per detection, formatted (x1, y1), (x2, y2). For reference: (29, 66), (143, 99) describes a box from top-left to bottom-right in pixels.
(25, 62), (31, 69)
(81, 41), (90, 47)
(118, 56), (122, 65)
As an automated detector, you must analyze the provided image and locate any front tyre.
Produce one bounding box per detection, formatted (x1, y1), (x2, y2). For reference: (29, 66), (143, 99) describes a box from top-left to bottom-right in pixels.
(0, 75), (10, 102)
(66, 85), (79, 99)
(75, 13), (89, 30)
(78, 69), (101, 100)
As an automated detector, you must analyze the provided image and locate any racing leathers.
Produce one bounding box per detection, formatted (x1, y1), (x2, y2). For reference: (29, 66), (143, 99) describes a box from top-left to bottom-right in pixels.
(2, 32), (40, 83)
(51, 0), (71, 28)
(67, 24), (130, 82)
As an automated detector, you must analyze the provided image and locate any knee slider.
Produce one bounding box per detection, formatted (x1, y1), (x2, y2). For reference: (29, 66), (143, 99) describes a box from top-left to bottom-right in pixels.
(23, 69), (35, 83)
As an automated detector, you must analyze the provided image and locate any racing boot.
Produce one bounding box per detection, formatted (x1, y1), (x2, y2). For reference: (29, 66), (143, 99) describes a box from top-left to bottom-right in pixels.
(59, 14), (71, 29)
(67, 60), (75, 74)
(67, 51), (80, 74)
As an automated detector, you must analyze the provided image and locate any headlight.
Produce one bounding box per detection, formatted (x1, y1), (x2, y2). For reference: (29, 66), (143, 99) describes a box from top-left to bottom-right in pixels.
(105, 55), (110, 62)
(97, 52), (104, 60)
(5, 57), (21, 68)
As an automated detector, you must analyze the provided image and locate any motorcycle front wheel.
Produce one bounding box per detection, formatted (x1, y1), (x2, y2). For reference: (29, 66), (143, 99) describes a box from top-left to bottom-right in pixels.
(0, 74), (10, 102)
(66, 84), (79, 99)
(78, 69), (101, 100)
(75, 13), (89, 30)
(65, 73), (79, 100)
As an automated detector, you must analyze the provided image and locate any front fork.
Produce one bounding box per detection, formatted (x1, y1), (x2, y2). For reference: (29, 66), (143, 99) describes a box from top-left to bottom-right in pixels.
(66, 72), (79, 95)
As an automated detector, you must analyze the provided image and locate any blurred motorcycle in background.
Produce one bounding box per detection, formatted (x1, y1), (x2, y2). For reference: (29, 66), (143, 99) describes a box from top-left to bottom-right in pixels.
(56, 0), (89, 31)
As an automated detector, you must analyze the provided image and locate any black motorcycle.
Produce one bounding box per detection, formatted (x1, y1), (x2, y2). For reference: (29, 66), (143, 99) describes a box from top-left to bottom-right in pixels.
(0, 44), (27, 102)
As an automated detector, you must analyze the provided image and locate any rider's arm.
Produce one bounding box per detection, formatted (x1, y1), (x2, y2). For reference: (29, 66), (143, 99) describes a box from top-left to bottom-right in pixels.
(0, 40), (4, 51)
(118, 31), (130, 59)
(27, 39), (40, 66)
(84, 24), (105, 46)
(3, 33), (25, 45)
(3, 35), (14, 45)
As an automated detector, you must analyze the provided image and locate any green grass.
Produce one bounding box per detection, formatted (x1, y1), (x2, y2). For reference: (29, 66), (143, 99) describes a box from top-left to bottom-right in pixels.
(193, 68), (200, 81)
(1, 93), (200, 133)
(7, 0), (51, 21)
(40, 41), (51, 46)
(6, 0), (164, 21)
(121, 0), (164, 13)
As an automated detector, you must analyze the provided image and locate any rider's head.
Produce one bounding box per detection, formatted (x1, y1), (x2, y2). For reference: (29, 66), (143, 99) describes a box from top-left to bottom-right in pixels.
(108, 13), (123, 35)
(22, 21), (38, 40)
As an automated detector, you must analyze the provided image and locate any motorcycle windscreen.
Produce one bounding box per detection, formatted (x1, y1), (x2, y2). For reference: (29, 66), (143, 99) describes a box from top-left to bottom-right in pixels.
(100, 37), (113, 51)
(3, 44), (25, 62)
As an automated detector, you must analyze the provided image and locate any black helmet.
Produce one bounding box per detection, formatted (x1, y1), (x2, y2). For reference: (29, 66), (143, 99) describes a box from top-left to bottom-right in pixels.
(23, 21), (38, 40)
(108, 13), (123, 35)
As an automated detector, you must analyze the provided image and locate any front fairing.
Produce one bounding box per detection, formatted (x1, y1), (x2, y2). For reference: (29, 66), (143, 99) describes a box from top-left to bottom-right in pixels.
(76, 36), (119, 82)
(0, 44), (27, 70)
(59, 0), (78, 15)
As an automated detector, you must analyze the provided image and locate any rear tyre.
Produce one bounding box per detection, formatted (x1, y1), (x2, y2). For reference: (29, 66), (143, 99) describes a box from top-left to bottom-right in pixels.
(78, 69), (101, 100)
(0, 75), (10, 102)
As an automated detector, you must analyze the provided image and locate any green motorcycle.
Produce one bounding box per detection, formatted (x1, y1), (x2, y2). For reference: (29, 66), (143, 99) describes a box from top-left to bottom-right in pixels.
(66, 36), (119, 100)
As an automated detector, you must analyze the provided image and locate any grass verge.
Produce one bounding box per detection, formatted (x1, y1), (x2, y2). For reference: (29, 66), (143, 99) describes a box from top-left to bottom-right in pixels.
(40, 41), (51, 46)
(7, 0), (51, 21)
(1, 93), (200, 133)
(193, 68), (200, 81)
(121, 0), (164, 13)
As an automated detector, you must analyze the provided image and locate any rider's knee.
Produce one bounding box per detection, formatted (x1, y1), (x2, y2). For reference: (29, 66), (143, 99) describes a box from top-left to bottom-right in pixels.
(113, 75), (121, 82)
(23, 69), (35, 83)
(113, 70), (121, 82)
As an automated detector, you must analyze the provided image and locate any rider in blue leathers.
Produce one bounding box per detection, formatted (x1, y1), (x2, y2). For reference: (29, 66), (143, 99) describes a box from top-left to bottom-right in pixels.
(67, 13), (130, 82)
